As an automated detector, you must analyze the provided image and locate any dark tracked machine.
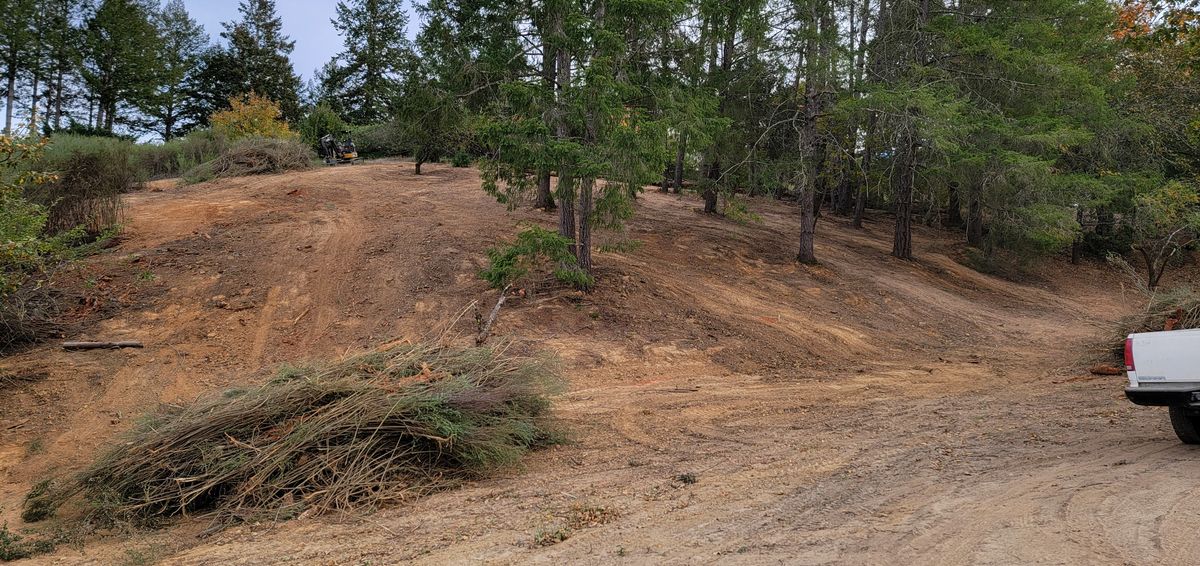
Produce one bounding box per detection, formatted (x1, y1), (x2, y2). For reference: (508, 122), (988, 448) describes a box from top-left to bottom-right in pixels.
(319, 134), (359, 165)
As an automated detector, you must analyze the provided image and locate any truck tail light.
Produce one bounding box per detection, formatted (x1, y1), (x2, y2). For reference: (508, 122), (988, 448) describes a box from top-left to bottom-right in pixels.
(1124, 338), (1135, 371)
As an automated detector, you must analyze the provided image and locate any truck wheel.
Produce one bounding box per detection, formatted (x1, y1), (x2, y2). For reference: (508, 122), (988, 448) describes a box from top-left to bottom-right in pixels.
(1169, 407), (1200, 444)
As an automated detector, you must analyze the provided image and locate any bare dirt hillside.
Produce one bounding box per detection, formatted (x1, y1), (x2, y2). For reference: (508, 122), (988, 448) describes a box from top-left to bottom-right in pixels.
(1, 161), (1194, 565)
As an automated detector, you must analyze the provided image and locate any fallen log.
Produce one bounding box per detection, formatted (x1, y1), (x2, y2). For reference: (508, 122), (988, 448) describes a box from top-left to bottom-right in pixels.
(62, 341), (144, 351)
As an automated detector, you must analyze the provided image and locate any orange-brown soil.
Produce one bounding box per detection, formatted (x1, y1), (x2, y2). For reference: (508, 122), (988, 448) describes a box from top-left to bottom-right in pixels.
(1, 161), (1193, 565)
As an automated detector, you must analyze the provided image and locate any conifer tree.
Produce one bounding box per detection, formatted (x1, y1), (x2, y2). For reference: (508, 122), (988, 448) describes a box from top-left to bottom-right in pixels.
(220, 0), (302, 121)
(138, 0), (208, 140)
(80, 0), (160, 133)
(321, 0), (412, 124)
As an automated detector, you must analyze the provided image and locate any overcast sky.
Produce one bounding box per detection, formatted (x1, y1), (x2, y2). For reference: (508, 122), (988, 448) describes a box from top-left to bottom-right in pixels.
(180, 0), (418, 82)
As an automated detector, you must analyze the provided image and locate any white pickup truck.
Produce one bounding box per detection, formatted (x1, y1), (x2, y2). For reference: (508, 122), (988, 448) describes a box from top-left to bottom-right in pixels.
(1124, 329), (1200, 443)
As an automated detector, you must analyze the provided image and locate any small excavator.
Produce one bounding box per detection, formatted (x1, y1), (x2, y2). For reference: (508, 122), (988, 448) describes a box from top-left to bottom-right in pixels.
(319, 133), (359, 165)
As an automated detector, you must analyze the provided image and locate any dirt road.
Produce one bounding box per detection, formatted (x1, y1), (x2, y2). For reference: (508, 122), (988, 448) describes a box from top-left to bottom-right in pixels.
(1, 161), (1193, 565)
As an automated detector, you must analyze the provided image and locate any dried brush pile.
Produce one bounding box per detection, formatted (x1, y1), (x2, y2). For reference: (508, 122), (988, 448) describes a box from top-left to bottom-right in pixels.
(25, 343), (561, 526)
(182, 138), (314, 184)
(0, 284), (65, 352)
(1117, 287), (1200, 337)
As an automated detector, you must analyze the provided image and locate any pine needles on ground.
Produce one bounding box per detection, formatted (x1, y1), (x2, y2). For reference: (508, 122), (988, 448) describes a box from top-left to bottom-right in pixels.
(24, 342), (562, 527)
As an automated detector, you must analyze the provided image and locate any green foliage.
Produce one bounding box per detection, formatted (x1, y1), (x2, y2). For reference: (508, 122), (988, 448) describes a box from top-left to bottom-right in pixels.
(298, 104), (349, 148)
(352, 122), (409, 158)
(133, 130), (230, 179)
(210, 93), (296, 141)
(1, 137), (81, 348)
(136, 0), (209, 140)
(26, 135), (136, 237)
(396, 82), (467, 173)
(480, 226), (592, 290)
(217, 0), (304, 121)
(80, 0), (162, 134)
(451, 150), (472, 168)
(988, 203), (1081, 257)
(318, 0), (412, 124)
(0, 524), (58, 561)
(1127, 181), (1200, 287)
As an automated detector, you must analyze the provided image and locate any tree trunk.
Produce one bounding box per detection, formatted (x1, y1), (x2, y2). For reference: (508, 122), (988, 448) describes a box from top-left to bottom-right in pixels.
(552, 7), (576, 257)
(53, 67), (63, 130)
(4, 60), (15, 135)
(703, 160), (719, 213)
(414, 160), (423, 175)
(1071, 205), (1084, 265)
(854, 112), (879, 229)
(578, 177), (594, 273)
(29, 69), (40, 132)
(945, 181), (964, 228)
(534, 33), (558, 211)
(967, 186), (984, 247)
(892, 126), (917, 260)
(672, 135), (686, 193)
(535, 170), (555, 209)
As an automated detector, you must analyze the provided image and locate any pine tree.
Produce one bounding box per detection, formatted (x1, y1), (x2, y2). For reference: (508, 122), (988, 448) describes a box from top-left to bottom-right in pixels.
(322, 0), (412, 124)
(138, 0), (208, 140)
(38, 0), (83, 132)
(0, 0), (35, 134)
(220, 0), (302, 121)
(80, 0), (160, 133)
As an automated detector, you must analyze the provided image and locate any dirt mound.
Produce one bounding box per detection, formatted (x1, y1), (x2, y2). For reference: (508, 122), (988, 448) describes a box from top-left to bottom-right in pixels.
(0, 161), (1185, 565)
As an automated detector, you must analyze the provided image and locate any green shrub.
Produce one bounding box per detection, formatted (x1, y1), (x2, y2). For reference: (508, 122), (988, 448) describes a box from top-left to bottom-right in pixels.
(0, 523), (58, 561)
(298, 103), (349, 148)
(451, 150), (472, 168)
(1, 136), (85, 349)
(353, 122), (409, 158)
(481, 226), (593, 290)
(26, 134), (135, 236)
(133, 130), (229, 179)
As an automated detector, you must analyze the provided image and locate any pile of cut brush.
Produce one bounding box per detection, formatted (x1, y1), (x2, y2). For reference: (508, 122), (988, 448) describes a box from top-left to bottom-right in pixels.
(1112, 286), (1200, 354)
(182, 138), (313, 184)
(24, 342), (561, 526)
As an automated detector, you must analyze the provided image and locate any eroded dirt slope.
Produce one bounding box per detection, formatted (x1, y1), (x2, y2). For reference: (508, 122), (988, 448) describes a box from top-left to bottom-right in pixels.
(0, 161), (1192, 565)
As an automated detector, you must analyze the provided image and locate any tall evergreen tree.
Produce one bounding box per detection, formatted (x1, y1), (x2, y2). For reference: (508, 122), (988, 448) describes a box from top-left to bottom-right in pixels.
(80, 0), (160, 133)
(220, 0), (302, 121)
(38, 0), (83, 132)
(321, 0), (412, 124)
(138, 0), (208, 140)
(0, 0), (35, 134)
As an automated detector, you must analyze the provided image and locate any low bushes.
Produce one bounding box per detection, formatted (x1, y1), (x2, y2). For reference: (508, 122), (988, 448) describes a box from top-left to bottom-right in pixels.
(353, 121), (409, 158)
(26, 135), (136, 236)
(210, 93), (296, 141)
(24, 342), (561, 526)
(298, 103), (349, 149)
(1, 136), (92, 350)
(133, 130), (229, 179)
(182, 138), (314, 184)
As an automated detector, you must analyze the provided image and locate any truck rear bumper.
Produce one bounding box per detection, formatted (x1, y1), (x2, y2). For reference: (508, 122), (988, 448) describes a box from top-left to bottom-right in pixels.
(1125, 384), (1200, 406)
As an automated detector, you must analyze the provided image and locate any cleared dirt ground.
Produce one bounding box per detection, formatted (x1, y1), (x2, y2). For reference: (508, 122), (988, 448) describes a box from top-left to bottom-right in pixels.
(1, 161), (1195, 565)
